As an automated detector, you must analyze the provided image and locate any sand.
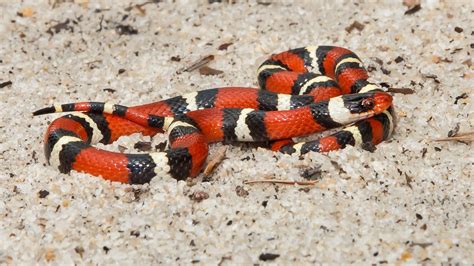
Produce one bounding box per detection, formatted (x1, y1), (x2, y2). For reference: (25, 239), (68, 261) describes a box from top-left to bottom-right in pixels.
(0, 0), (472, 264)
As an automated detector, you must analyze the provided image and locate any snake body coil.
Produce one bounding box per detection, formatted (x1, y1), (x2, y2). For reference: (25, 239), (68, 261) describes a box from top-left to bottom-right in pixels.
(34, 46), (395, 184)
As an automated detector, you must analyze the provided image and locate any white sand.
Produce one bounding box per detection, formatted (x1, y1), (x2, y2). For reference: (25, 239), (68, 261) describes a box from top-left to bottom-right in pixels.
(0, 0), (472, 264)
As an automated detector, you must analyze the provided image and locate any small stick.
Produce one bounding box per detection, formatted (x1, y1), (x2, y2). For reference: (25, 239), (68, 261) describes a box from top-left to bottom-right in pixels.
(431, 132), (474, 142)
(453, 132), (474, 137)
(387, 88), (415, 94)
(243, 179), (318, 186)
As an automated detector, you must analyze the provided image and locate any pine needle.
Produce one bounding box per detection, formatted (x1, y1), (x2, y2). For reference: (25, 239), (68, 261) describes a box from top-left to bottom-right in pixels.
(431, 131), (474, 142)
(243, 179), (318, 186)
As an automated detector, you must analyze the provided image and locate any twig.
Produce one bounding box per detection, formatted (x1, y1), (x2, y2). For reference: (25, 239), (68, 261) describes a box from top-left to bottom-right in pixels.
(244, 179), (318, 186)
(387, 87), (415, 94)
(183, 55), (214, 72)
(431, 132), (474, 142)
(124, 0), (161, 13)
(96, 14), (104, 32)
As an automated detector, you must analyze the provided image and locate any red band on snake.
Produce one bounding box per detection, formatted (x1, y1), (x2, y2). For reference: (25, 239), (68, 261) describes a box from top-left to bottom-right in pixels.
(34, 46), (395, 184)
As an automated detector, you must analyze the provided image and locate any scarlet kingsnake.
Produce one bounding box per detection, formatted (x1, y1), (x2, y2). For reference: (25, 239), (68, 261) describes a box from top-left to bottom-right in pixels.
(34, 46), (395, 184)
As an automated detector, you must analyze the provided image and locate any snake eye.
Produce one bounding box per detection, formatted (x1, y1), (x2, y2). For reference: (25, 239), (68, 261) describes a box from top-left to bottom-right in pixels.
(361, 98), (374, 109)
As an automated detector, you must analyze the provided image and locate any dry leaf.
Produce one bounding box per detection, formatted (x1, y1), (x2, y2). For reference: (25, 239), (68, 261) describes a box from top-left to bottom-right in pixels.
(199, 66), (224, 76)
(403, 0), (420, 8)
(183, 55), (214, 72)
(203, 147), (226, 176)
(45, 249), (56, 262)
(431, 55), (441, 64)
(134, 141), (152, 152)
(461, 59), (471, 67)
(218, 42), (233, 50)
(345, 21), (365, 33)
(18, 7), (34, 17)
(400, 250), (412, 261)
(74, 0), (89, 7)
(463, 72), (474, 79)
(404, 0), (421, 15)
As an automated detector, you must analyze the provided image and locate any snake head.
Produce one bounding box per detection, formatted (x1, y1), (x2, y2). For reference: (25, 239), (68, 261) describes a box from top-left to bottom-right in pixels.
(344, 91), (392, 114)
(327, 91), (392, 125)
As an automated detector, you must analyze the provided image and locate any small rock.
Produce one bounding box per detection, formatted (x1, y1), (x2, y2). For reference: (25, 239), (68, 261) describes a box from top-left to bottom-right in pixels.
(235, 186), (249, 197)
(38, 190), (50, 199)
(394, 56), (404, 63)
(454, 27), (463, 33)
(189, 191), (209, 202)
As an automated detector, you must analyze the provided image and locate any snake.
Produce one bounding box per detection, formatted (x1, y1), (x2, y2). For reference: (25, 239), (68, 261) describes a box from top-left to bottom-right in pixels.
(34, 46), (395, 184)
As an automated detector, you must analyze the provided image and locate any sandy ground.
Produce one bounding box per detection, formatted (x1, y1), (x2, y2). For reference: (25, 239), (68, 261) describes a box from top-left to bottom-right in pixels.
(0, 0), (472, 264)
